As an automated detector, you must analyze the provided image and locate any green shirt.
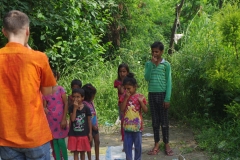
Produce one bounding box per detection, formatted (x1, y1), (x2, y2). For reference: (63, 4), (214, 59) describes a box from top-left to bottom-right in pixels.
(144, 59), (172, 102)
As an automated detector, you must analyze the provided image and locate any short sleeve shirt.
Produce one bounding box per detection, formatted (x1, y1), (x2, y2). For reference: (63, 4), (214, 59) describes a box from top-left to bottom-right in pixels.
(120, 94), (147, 132)
(83, 101), (98, 128)
(0, 42), (56, 148)
(68, 105), (92, 136)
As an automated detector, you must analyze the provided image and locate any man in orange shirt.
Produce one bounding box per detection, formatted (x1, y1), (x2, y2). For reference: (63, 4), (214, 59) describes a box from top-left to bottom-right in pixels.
(0, 10), (56, 159)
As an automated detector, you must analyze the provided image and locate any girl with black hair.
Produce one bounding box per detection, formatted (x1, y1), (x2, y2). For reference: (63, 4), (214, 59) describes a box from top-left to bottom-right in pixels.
(120, 73), (148, 160)
(43, 70), (69, 160)
(114, 63), (130, 151)
(82, 83), (100, 160)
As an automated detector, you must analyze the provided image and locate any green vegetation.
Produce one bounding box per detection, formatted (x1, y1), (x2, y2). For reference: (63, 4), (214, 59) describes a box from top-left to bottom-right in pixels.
(1, 0), (240, 159)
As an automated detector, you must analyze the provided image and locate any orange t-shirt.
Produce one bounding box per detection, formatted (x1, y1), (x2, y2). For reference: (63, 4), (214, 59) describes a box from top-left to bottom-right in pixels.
(0, 42), (56, 148)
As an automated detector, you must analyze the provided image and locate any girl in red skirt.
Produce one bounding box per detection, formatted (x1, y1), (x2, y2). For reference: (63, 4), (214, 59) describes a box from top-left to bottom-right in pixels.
(68, 88), (92, 160)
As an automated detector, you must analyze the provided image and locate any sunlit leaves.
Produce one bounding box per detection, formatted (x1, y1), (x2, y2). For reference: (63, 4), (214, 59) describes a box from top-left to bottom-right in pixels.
(217, 3), (240, 59)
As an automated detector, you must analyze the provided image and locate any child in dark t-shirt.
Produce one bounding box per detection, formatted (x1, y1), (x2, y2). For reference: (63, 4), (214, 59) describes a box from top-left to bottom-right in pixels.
(67, 88), (92, 160)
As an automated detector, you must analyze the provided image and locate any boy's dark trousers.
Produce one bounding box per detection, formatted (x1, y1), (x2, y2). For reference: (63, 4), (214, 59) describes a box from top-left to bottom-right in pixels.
(148, 92), (169, 144)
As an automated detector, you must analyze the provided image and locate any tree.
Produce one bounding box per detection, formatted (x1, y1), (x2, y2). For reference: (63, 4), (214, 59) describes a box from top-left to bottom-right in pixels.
(168, 0), (185, 54)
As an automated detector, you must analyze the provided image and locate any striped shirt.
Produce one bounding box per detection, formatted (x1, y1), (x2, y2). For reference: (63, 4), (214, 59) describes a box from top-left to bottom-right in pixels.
(144, 59), (172, 102)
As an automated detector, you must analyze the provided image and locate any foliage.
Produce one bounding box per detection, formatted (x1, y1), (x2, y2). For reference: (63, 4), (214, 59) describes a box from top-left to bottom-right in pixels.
(39, 0), (115, 71)
(171, 3), (240, 119)
(0, 0), (114, 71)
(111, 0), (176, 62)
(171, 3), (240, 158)
(225, 101), (240, 119)
(216, 3), (240, 59)
(195, 120), (240, 159)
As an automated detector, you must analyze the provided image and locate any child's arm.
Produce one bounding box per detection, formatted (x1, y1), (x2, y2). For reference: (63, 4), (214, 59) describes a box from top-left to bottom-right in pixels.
(144, 61), (153, 81)
(92, 121), (98, 131)
(117, 85), (125, 94)
(138, 94), (148, 113)
(43, 100), (49, 114)
(120, 91), (130, 112)
(70, 100), (78, 122)
(114, 80), (124, 94)
(88, 115), (93, 142)
(164, 62), (172, 108)
(61, 93), (68, 129)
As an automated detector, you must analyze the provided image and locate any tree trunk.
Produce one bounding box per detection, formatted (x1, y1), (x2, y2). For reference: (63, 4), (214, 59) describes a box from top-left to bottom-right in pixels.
(168, 0), (185, 54)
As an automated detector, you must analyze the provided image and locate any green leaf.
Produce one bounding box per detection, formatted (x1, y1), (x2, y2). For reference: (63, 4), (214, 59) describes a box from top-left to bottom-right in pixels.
(217, 141), (227, 149)
(40, 35), (45, 40)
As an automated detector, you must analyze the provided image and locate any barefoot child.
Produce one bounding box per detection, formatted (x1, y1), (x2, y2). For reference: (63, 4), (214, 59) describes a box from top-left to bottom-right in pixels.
(68, 88), (92, 160)
(120, 73), (148, 160)
(43, 70), (69, 160)
(82, 84), (100, 160)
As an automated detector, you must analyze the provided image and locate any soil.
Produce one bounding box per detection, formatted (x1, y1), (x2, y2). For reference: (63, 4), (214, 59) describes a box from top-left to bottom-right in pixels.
(99, 119), (210, 160)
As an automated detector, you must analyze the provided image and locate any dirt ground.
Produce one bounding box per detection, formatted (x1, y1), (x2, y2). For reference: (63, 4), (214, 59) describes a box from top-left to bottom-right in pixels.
(99, 119), (210, 160)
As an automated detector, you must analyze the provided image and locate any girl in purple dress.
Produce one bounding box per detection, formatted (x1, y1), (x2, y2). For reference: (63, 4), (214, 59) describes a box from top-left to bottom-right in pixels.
(43, 70), (69, 160)
(82, 83), (99, 160)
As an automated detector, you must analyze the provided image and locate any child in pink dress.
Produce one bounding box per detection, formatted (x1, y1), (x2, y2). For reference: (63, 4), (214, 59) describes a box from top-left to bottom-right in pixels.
(43, 70), (69, 160)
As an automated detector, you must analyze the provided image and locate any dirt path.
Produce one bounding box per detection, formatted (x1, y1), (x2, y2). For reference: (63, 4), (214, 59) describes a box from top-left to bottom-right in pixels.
(99, 119), (209, 160)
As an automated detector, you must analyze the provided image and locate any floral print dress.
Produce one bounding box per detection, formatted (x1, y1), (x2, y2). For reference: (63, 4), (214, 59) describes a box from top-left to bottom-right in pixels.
(43, 86), (69, 139)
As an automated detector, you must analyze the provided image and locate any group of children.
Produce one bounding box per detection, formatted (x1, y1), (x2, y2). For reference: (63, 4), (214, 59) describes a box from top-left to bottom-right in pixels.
(43, 75), (99, 160)
(114, 41), (173, 160)
(43, 41), (172, 160)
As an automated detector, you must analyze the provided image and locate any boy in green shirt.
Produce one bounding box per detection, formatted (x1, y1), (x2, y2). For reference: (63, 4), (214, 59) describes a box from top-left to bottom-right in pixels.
(144, 41), (173, 156)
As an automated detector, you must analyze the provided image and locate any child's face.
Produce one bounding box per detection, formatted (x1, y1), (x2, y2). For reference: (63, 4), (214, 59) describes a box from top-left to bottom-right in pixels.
(71, 85), (81, 90)
(151, 48), (163, 59)
(119, 67), (128, 80)
(124, 84), (136, 95)
(72, 93), (84, 104)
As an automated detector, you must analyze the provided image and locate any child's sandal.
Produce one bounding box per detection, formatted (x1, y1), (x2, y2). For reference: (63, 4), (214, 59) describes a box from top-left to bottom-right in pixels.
(165, 149), (174, 156)
(147, 148), (159, 155)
